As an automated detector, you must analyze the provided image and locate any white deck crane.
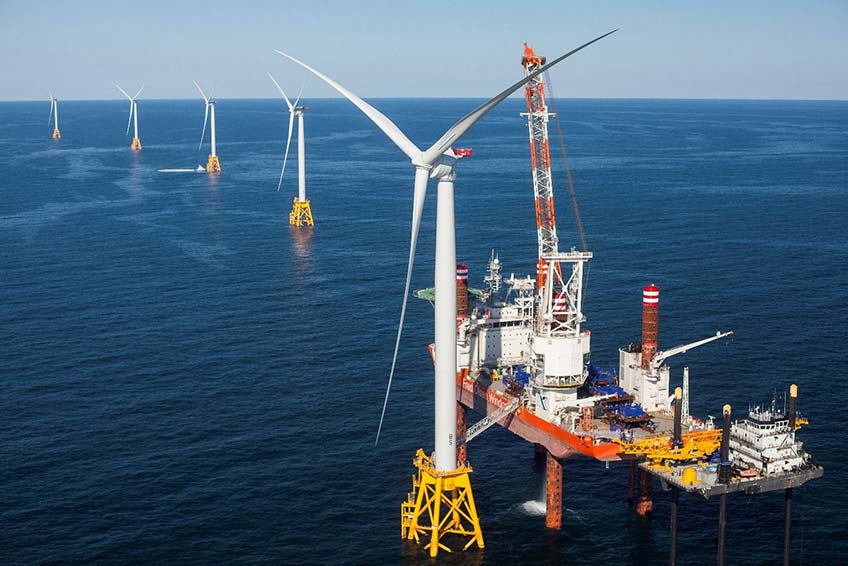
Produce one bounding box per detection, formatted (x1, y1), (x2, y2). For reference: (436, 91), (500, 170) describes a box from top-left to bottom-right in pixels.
(650, 331), (734, 375)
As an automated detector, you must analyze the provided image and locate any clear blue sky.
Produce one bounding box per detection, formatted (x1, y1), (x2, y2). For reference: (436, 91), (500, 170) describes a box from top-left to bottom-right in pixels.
(1, 0), (845, 101)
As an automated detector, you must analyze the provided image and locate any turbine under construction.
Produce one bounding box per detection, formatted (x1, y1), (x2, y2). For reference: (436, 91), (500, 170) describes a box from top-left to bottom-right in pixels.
(277, 28), (619, 557)
(276, 36), (823, 562)
(403, 42), (820, 564)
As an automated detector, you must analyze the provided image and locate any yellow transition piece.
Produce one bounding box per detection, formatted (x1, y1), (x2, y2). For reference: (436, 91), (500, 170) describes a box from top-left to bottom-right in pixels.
(206, 155), (221, 174)
(289, 198), (314, 227)
(401, 449), (484, 558)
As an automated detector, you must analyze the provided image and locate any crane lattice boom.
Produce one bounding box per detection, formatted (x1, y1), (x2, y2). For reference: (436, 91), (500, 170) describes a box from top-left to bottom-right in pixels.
(522, 44), (559, 264)
(522, 43), (589, 338)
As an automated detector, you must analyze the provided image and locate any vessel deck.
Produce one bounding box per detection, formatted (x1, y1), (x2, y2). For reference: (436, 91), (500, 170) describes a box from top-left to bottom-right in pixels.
(640, 462), (824, 499)
(459, 374), (688, 461)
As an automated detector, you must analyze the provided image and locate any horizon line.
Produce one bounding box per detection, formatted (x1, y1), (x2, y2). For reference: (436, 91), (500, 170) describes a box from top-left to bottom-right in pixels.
(2, 95), (847, 103)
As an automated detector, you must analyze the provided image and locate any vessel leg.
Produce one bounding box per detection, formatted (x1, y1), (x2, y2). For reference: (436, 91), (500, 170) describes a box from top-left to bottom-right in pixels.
(627, 460), (635, 504)
(457, 402), (467, 464)
(669, 487), (679, 566)
(636, 468), (653, 516)
(534, 444), (547, 467)
(545, 451), (563, 529)
(717, 493), (727, 566)
(783, 487), (792, 566)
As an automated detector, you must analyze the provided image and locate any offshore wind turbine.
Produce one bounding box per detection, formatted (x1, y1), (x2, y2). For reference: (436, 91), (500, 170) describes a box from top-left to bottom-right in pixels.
(267, 73), (313, 227)
(115, 84), (144, 151)
(48, 93), (60, 139)
(275, 28), (616, 557)
(194, 81), (221, 173)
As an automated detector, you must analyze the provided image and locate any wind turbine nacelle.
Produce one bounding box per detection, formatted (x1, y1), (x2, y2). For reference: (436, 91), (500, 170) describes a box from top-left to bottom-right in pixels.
(429, 151), (460, 181)
(428, 148), (473, 180)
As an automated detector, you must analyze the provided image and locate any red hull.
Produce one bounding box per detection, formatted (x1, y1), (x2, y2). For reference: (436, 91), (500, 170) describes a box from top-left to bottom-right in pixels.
(457, 374), (622, 460)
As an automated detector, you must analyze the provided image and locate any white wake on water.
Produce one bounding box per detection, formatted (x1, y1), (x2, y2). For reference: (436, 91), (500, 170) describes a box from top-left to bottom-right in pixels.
(520, 500), (546, 516)
(518, 474), (549, 516)
(157, 168), (204, 173)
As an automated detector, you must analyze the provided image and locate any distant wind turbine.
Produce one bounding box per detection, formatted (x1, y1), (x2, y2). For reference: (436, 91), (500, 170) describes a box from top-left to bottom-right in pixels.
(268, 73), (313, 227)
(48, 92), (61, 140)
(194, 81), (221, 173)
(115, 84), (144, 151)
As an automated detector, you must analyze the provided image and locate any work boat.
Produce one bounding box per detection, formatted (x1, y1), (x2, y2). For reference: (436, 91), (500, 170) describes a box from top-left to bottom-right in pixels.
(730, 397), (815, 477)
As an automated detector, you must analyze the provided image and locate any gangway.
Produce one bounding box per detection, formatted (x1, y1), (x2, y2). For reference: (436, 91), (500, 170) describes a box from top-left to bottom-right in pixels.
(462, 397), (521, 444)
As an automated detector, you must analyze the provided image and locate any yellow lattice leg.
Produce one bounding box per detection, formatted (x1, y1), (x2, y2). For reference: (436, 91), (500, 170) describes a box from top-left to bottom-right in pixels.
(131, 138), (142, 151)
(52, 129), (61, 140)
(206, 155), (221, 174)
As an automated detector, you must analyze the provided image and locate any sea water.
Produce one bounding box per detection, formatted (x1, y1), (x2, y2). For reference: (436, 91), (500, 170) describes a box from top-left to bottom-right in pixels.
(1, 97), (846, 564)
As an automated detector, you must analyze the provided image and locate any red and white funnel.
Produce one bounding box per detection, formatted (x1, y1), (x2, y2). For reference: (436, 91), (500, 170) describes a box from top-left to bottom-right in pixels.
(641, 284), (659, 370)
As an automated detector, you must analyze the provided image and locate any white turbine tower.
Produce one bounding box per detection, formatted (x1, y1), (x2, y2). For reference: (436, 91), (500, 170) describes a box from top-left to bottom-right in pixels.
(194, 81), (221, 173)
(48, 93), (60, 140)
(115, 84), (144, 151)
(276, 28), (616, 557)
(267, 73), (313, 227)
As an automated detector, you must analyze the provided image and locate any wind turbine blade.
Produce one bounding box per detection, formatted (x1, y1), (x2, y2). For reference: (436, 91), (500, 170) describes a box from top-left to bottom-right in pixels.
(275, 49), (421, 160)
(276, 111), (295, 192)
(115, 84), (132, 101)
(267, 72), (293, 110)
(292, 85), (304, 109)
(375, 166), (429, 445)
(134, 86), (144, 99)
(199, 103), (209, 150)
(422, 29), (618, 163)
(126, 102), (133, 136)
(48, 98), (54, 126)
(193, 80), (209, 103)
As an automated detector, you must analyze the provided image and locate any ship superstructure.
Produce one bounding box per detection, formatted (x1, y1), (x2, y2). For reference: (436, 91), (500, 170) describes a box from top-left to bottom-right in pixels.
(730, 395), (814, 476)
(455, 253), (535, 373)
(437, 45), (735, 464)
(447, 257), (730, 447)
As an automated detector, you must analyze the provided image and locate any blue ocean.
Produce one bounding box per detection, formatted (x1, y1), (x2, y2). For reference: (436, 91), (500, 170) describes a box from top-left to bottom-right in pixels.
(1, 96), (846, 564)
